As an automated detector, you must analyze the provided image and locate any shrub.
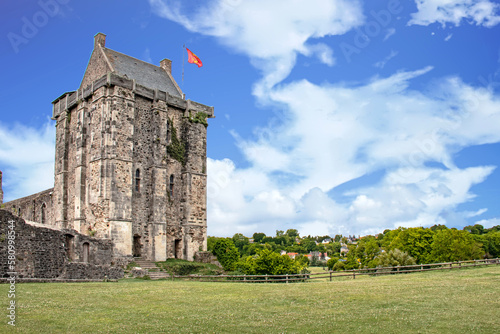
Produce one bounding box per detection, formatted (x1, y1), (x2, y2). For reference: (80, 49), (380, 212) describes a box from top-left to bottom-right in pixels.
(212, 239), (240, 271)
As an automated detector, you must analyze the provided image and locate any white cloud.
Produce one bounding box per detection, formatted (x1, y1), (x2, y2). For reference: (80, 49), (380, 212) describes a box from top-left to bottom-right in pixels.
(473, 217), (500, 228)
(409, 0), (500, 27)
(0, 119), (55, 201)
(374, 50), (399, 68)
(151, 0), (500, 237)
(149, 0), (364, 99)
(444, 33), (453, 41)
(383, 27), (396, 41)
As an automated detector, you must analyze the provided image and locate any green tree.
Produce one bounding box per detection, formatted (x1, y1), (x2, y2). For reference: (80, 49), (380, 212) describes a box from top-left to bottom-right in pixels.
(232, 233), (249, 253)
(286, 229), (299, 239)
(430, 229), (484, 262)
(326, 257), (339, 270)
(463, 224), (484, 235)
(212, 239), (240, 271)
(376, 249), (416, 267)
(388, 227), (434, 264)
(252, 232), (266, 243)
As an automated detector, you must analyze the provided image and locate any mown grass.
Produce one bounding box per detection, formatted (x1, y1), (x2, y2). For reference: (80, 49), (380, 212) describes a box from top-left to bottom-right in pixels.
(0, 266), (498, 333)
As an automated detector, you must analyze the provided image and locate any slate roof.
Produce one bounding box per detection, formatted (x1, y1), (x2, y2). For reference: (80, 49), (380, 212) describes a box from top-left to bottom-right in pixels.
(103, 48), (182, 97)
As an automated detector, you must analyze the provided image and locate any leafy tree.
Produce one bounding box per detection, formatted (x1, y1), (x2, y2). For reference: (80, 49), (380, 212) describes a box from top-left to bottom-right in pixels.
(236, 249), (308, 276)
(276, 230), (285, 237)
(232, 233), (249, 253)
(252, 232), (266, 243)
(388, 227), (434, 264)
(212, 239), (240, 271)
(430, 229), (484, 262)
(463, 224), (484, 235)
(481, 231), (500, 258)
(326, 257), (339, 270)
(286, 229), (300, 239)
(332, 261), (345, 271)
(376, 249), (416, 267)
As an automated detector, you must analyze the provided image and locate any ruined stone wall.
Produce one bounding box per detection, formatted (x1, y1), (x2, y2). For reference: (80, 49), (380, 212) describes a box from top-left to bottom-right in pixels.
(1, 188), (54, 227)
(0, 210), (123, 279)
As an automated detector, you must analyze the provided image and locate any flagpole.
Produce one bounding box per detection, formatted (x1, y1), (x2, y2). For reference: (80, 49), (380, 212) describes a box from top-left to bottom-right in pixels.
(182, 44), (185, 86)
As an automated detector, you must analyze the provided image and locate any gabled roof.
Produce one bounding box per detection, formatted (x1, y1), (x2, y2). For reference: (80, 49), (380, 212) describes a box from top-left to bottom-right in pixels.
(80, 33), (183, 98)
(103, 48), (182, 97)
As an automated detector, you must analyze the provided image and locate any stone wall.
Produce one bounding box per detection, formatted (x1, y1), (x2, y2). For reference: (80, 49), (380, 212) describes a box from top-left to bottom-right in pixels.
(0, 210), (123, 280)
(1, 188), (55, 227)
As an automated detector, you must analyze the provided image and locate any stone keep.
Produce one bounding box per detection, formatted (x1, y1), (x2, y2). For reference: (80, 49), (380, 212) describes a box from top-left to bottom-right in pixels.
(50, 33), (213, 261)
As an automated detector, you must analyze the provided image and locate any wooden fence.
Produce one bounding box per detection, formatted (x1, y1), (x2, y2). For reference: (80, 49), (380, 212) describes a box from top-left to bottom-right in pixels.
(168, 258), (499, 283)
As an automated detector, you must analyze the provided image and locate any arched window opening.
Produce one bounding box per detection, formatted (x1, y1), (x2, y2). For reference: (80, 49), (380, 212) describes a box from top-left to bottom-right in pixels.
(169, 175), (174, 197)
(41, 203), (46, 224)
(166, 119), (170, 142)
(18, 208), (21, 217)
(65, 234), (75, 260)
(135, 169), (141, 192)
(82, 242), (90, 263)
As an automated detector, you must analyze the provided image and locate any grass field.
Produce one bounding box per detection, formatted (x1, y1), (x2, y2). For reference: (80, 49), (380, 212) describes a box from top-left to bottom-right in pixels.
(1, 266), (499, 333)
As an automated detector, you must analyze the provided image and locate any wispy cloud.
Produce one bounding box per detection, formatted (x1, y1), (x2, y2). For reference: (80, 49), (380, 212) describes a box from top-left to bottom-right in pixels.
(374, 50), (399, 68)
(444, 33), (453, 41)
(383, 28), (396, 41)
(409, 0), (500, 27)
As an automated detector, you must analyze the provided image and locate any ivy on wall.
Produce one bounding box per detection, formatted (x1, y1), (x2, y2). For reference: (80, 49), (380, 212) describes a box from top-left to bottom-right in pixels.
(167, 119), (186, 165)
(189, 112), (208, 127)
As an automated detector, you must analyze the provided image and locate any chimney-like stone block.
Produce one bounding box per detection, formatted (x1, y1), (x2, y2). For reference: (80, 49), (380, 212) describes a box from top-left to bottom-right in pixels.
(160, 58), (172, 74)
(94, 32), (106, 48)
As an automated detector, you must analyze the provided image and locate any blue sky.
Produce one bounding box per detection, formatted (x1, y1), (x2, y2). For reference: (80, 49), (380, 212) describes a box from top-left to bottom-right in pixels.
(1, 0), (500, 237)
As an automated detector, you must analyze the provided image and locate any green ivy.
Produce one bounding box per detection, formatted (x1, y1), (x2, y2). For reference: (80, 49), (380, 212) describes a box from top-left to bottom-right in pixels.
(189, 112), (208, 127)
(167, 121), (186, 165)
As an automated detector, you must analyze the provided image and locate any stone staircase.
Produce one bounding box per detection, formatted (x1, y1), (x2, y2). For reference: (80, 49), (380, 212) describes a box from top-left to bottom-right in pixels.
(133, 258), (171, 280)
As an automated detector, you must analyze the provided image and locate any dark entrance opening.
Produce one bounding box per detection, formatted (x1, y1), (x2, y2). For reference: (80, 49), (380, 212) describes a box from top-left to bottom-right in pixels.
(65, 234), (74, 260)
(174, 239), (182, 259)
(133, 235), (142, 257)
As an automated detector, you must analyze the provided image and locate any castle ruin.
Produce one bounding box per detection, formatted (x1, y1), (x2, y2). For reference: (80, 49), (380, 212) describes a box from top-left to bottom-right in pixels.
(1, 33), (214, 265)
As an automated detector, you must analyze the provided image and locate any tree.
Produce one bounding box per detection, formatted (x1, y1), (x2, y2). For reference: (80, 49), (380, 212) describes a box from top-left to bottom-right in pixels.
(326, 257), (339, 270)
(286, 229), (299, 239)
(252, 232), (266, 243)
(430, 229), (484, 262)
(236, 249), (308, 276)
(463, 224), (484, 235)
(212, 239), (240, 271)
(388, 227), (434, 264)
(232, 233), (249, 253)
(376, 249), (416, 267)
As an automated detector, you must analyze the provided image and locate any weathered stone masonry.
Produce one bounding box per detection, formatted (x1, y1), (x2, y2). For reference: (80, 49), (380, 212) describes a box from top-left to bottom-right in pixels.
(1, 33), (214, 269)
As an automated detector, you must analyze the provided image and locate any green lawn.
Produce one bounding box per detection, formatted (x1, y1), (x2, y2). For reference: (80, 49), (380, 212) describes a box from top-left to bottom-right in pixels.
(1, 266), (499, 333)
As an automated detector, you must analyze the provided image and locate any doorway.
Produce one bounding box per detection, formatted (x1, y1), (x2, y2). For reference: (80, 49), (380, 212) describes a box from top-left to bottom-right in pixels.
(133, 235), (142, 257)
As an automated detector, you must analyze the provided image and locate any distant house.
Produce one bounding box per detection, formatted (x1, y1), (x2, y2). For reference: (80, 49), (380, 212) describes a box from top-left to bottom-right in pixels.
(340, 245), (349, 255)
(322, 238), (332, 244)
(286, 252), (299, 259)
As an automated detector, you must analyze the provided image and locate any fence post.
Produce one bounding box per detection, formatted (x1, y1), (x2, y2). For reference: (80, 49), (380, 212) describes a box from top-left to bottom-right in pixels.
(397, 266), (400, 273)
(449, 263), (452, 270)
(459, 262), (462, 269)
(244, 274), (246, 282)
(330, 271), (332, 282)
(286, 274), (289, 284)
(265, 274), (268, 282)
(353, 271), (356, 280)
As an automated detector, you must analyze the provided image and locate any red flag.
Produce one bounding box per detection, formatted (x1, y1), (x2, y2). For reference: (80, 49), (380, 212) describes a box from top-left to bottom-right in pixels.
(186, 48), (203, 67)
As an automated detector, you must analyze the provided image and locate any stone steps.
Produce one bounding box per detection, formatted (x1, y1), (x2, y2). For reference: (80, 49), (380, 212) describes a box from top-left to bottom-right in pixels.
(132, 258), (170, 279)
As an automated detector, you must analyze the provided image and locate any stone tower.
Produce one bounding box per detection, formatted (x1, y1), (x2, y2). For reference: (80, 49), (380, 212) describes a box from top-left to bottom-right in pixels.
(51, 33), (213, 262)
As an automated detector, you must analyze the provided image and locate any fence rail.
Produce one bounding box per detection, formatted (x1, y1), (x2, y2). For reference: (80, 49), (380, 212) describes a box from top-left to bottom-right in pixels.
(168, 258), (499, 283)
